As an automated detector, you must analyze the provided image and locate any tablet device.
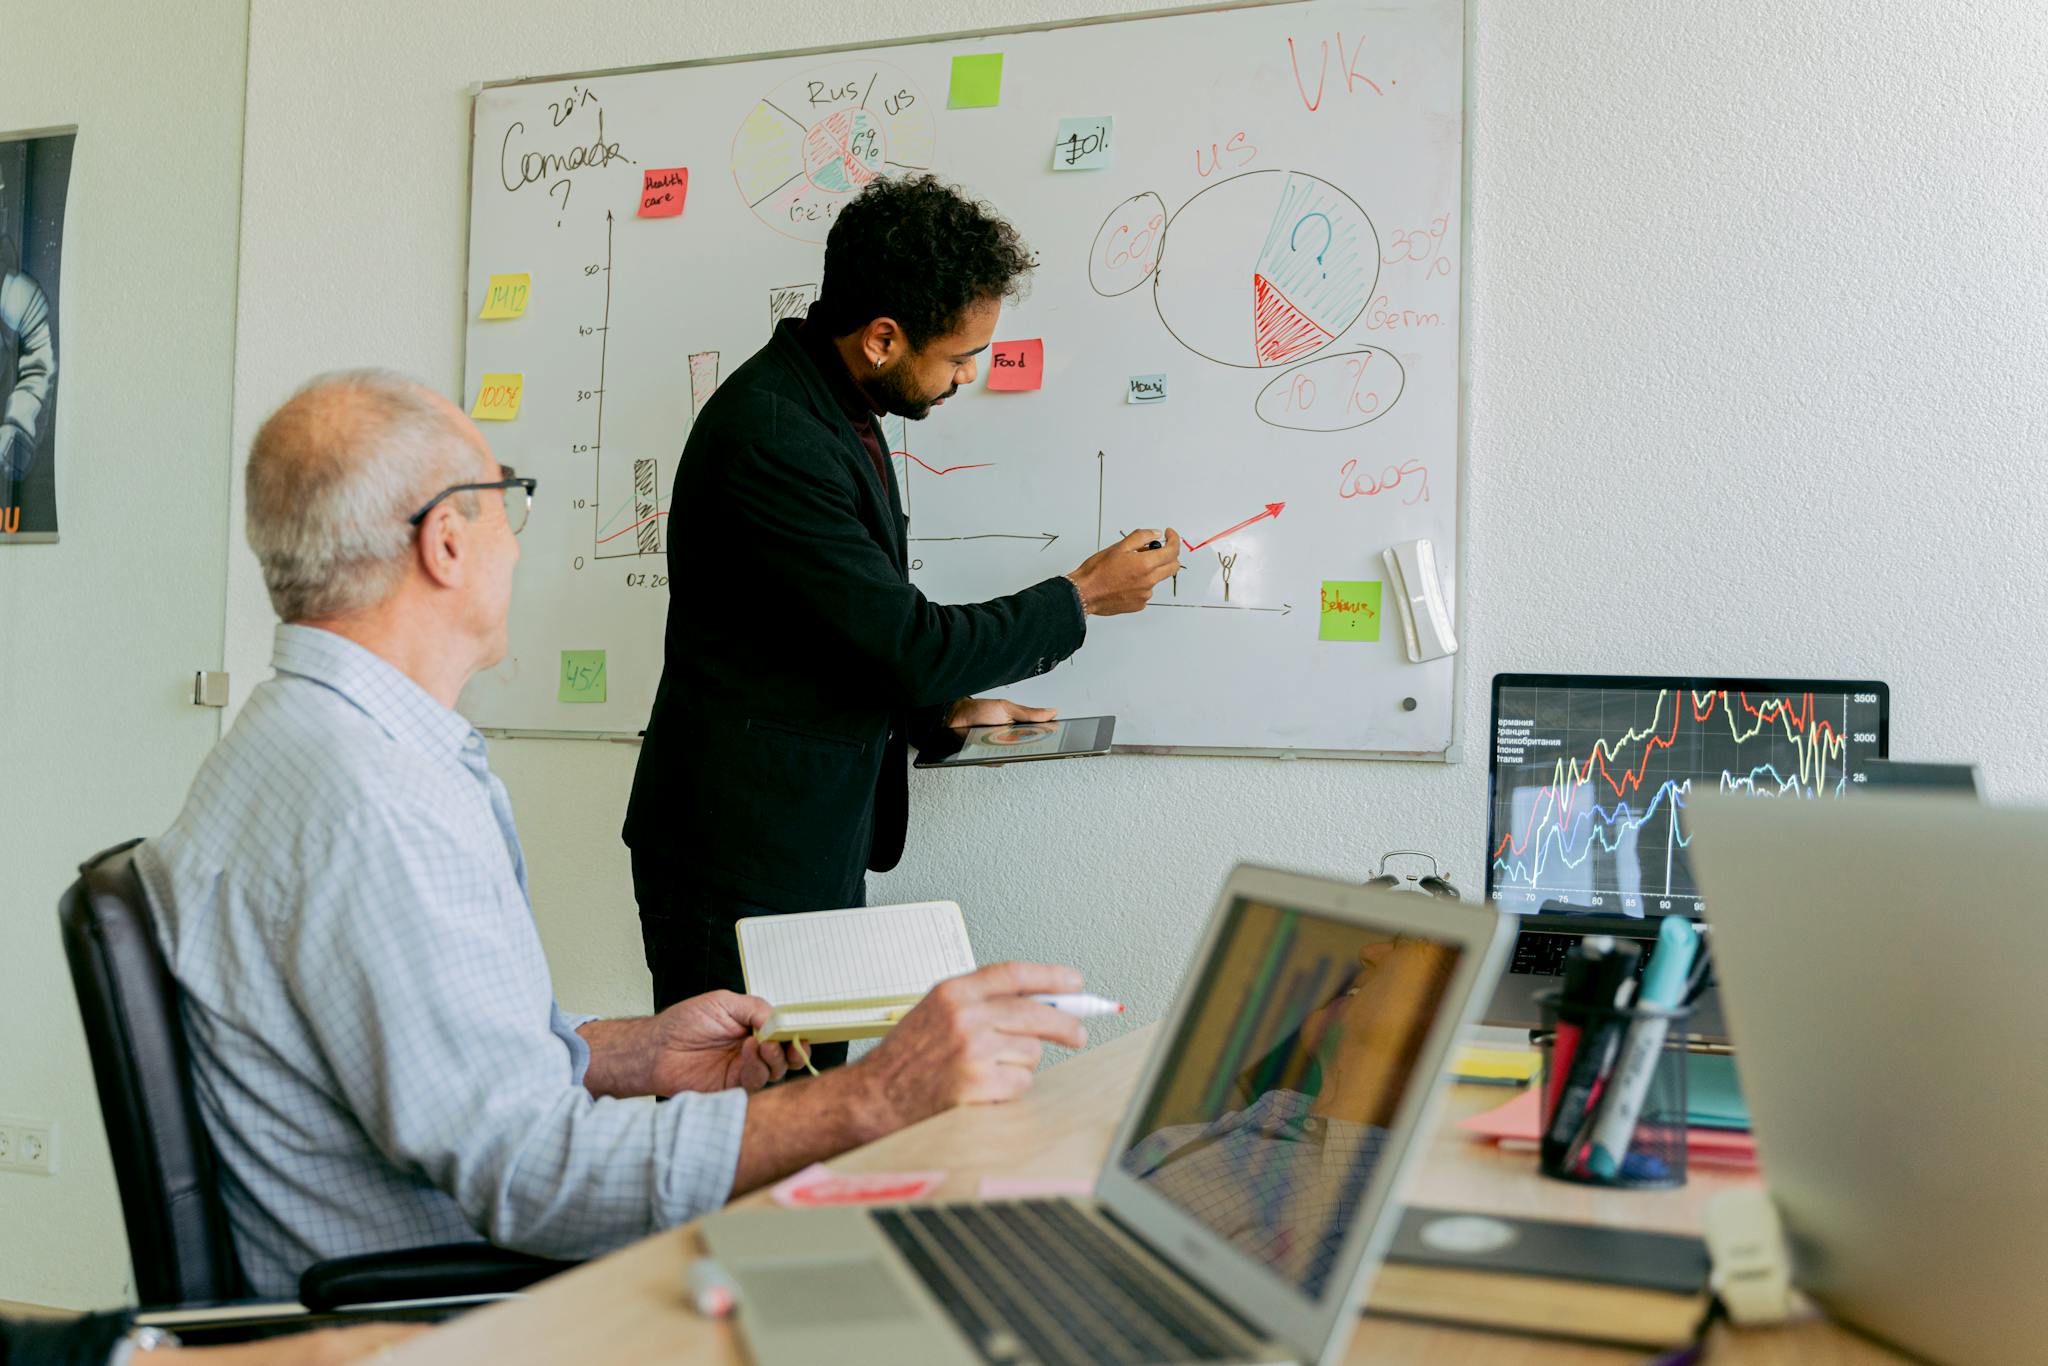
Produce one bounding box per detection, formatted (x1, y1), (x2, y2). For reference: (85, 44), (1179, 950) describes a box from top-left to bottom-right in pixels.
(912, 715), (1115, 767)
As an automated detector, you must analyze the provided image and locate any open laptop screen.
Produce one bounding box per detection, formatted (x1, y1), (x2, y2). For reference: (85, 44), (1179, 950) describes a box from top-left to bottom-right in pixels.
(1116, 898), (1462, 1299)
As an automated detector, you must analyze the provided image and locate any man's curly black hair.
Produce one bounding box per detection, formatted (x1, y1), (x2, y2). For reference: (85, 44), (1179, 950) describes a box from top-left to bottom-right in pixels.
(815, 174), (1035, 349)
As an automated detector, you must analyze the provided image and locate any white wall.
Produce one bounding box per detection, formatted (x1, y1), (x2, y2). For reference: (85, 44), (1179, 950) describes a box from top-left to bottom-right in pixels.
(0, 0), (247, 1309)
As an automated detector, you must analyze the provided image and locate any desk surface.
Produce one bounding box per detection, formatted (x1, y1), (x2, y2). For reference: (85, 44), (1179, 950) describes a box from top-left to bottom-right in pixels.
(395, 1027), (1907, 1365)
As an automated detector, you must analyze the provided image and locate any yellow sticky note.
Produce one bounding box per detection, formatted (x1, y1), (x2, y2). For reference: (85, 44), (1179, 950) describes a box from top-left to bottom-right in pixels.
(1452, 1046), (1541, 1085)
(471, 373), (523, 422)
(477, 273), (531, 320)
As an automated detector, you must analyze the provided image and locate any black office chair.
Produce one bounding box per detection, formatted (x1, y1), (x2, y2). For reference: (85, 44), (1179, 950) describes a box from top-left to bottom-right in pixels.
(58, 839), (574, 1321)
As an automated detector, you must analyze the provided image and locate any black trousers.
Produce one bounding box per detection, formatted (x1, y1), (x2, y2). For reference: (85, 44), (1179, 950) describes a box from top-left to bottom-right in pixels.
(631, 849), (849, 1070)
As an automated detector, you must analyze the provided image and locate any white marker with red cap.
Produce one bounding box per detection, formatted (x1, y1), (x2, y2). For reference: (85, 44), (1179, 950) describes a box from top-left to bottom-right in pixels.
(1029, 994), (1125, 1018)
(687, 1257), (739, 1318)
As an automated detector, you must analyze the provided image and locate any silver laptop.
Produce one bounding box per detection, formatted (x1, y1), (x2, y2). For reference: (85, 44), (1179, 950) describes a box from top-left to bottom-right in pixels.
(1686, 795), (2048, 1364)
(703, 864), (1512, 1366)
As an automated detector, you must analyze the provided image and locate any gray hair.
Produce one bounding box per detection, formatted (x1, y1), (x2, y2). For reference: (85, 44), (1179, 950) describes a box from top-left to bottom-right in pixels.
(246, 368), (482, 622)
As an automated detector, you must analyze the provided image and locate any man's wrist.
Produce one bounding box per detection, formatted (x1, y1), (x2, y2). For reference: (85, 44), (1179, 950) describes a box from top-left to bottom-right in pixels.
(577, 1016), (659, 1098)
(1063, 572), (1093, 618)
(815, 1056), (899, 1147)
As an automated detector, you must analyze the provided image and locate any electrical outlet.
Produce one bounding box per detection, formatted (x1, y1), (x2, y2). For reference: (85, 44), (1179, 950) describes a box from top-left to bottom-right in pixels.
(0, 1116), (57, 1175)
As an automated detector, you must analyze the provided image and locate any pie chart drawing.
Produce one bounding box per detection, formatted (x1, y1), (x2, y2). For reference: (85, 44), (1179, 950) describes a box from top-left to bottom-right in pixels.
(731, 60), (936, 243)
(1152, 170), (1379, 370)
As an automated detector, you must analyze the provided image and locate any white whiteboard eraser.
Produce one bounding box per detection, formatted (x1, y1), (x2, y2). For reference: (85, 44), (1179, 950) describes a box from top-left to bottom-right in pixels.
(1382, 538), (1457, 664)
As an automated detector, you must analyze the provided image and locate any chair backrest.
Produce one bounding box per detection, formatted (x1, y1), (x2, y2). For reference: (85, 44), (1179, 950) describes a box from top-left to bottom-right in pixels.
(58, 839), (245, 1306)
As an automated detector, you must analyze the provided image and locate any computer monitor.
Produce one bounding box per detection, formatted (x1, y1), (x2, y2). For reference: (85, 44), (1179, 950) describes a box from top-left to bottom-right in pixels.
(1860, 758), (1978, 797)
(1486, 674), (1890, 918)
(1481, 674), (1889, 1035)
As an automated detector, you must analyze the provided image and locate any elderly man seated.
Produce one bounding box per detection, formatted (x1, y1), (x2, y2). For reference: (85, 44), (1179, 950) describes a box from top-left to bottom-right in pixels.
(139, 370), (1086, 1296)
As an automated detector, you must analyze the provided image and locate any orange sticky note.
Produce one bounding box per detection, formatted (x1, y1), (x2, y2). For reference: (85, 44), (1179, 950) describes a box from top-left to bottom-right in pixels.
(986, 338), (1043, 392)
(471, 373), (523, 422)
(639, 166), (688, 218)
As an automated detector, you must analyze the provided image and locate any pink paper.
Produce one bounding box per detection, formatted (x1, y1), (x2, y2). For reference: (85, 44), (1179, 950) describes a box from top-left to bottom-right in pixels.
(986, 338), (1044, 391)
(770, 1163), (946, 1208)
(1461, 1087), (1759, 1165)
(1458, 1086), (1543, 1140)
(978, 1176), (1094, 1200)
(639, 166), (688, 218)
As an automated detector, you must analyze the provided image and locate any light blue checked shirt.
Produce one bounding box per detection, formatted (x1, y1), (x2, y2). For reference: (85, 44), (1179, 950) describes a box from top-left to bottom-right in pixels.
(136, 624), (747, 1297)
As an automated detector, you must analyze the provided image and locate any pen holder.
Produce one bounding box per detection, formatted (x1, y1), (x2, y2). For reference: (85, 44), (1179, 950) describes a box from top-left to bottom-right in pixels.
(1534, 990), (1694, 1190)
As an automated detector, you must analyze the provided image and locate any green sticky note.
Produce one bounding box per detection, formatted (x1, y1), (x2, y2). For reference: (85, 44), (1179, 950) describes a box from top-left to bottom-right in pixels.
(559, 649), (607, 703)
(1318, 581), (1382, 642)
(950, 53), (1005, 108)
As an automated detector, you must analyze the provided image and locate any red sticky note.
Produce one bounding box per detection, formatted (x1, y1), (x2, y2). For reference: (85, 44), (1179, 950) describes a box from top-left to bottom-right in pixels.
(638, 166), (688, 218)
(986, 338), (1044, 391)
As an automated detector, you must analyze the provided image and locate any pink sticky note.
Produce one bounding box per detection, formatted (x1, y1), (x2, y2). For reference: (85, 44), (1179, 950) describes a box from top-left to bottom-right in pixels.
(639, 166), (688, 218)
(986, 338), (1044, 391)
(770, 1163), (947, 1208)
(977, 1176), (1094, 1200)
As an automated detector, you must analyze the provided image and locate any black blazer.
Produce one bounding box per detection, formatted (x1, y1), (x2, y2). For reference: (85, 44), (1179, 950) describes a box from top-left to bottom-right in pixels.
(0, 1311), (132, 1365)
(624, 320), (1086, 910)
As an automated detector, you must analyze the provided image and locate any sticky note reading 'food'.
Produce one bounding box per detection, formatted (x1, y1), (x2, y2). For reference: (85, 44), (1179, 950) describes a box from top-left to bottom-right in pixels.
(1127, 373), (1167, 404)
(559, 650), (607, 703)
(477, 273), (531, 320)
(1052, 116), (1115, 171)
(987, 339), (1043, 392)
(949, 53), (1004, 108)
(639, 167), (688, 218)
(1319, 581), (1382, 642)
(470, 373), (524, 422)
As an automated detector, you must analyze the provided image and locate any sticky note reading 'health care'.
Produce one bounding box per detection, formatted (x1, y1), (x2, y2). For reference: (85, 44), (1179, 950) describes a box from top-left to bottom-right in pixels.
(1052, 116), (1115, 171)
(639, 166), (688, 217)
(477, 273), (530, 320)
(1319, 580), (1382, 642)
(470, 373), (524, 422)
(987, 339), (1043, 392)
(949, 53), (1004, 108)
(559, 650), (607, 703)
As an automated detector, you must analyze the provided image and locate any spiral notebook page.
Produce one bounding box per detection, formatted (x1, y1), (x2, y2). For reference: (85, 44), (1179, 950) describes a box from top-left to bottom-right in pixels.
(737, 901), (976, 1012)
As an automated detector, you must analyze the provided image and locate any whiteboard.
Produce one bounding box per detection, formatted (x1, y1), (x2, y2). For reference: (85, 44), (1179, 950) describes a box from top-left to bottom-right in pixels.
(460, 0), (1464, 754)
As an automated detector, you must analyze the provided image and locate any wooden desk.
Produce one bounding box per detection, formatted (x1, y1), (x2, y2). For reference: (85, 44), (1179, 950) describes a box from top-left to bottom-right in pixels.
(394, 1028), (1904, 1364)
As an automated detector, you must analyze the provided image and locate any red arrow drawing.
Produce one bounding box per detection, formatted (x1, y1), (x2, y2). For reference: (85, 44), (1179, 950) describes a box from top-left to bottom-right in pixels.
(1182, 502), (1285, 551)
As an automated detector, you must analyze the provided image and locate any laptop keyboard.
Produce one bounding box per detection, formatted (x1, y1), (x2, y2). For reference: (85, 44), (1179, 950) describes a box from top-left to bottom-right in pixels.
(872, 1200), (1251, 1366)
(1508, 927), (1715, 985)
(1508, 928), (1589, 976)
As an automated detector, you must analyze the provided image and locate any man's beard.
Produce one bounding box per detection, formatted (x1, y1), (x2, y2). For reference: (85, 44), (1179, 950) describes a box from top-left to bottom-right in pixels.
(867, 359), (957, 421)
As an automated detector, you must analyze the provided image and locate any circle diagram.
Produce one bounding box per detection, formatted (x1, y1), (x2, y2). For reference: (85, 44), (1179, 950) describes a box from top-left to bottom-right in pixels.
(1152, 170), (1379, 369)
(1089, 192), (1167, 297)
(731, 61), (936, 242)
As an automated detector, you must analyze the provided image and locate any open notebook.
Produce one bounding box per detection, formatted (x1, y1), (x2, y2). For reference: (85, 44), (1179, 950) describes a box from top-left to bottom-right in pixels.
(736, 902), (977, 1043)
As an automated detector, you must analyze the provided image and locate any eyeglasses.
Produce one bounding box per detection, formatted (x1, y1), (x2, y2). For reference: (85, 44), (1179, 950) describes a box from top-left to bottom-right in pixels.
(409, 465), (537, 535)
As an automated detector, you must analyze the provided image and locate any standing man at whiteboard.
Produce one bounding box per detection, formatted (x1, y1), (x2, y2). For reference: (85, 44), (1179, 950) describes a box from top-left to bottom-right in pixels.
(625, 175), (1181, 1057)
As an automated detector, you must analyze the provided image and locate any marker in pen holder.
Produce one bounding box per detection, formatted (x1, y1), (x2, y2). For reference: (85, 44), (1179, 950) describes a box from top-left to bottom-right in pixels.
(1535, 989), (1693, 1190)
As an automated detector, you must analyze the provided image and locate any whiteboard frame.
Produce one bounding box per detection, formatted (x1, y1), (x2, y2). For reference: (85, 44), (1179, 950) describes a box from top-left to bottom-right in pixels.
(464, 0), (1471, 762)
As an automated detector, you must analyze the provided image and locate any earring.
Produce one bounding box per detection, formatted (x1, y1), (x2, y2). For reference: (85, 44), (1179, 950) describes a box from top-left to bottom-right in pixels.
(873, 357), (883, 371)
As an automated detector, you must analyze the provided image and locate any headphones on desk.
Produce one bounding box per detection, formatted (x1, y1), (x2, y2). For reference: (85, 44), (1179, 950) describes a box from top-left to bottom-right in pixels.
(1364, 851), (1464, 901)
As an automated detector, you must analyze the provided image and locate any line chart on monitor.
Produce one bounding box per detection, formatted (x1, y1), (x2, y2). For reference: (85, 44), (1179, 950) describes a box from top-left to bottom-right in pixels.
(1489, 686), (1887, 916)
